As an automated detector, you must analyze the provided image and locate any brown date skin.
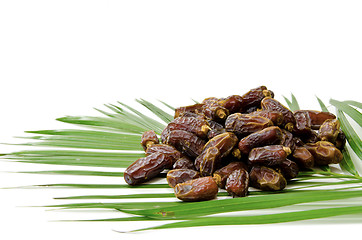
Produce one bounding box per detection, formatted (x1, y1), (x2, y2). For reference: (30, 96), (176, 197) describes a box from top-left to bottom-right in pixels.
(318, 119), (340, 143)
(207, 120), (226, 139)
(305, 141), (343, 165)
(293, 110), (313, 137)
(273, 159), (299, 180)
(249, 166), (287, 191)
(165, 130), (206, 159)
(203, 132), (239, 158)
(249, 110), (284, 126)
(201, 100), (229, 122)
(291, 146), (315, 169)
(197, 132), (239, 176)
(295, 110), (336, 130)
(225, 169), (249, 197)
(145, 144), (182, 165)
(248, 145), (291, 167)
(174, 176), (218, 202)
(173, 156), (195, 170)
(335, 130), (346, 150)
(124, 152), (172, 185)
(225, 113), (273, 138)
(167, 116), (210, 139)
(174, 103), (204, 119)
(213, 161), (248, 188)
(280, 129), (296, 152)
(141, 130), (159, 150)
(166, 169), (200, 188)
(239, 86), (274, 112)
(218, 95), (244, 113)
(198, 147), (222, 176)
(238, 126), (284, 155)
(261, 97), (296, 131)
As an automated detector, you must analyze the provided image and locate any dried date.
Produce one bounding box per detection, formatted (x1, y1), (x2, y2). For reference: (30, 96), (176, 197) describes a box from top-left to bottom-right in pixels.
(225, 169), (249, 197)
(305, 141), (343, 165)
(124, 152), (172, 185)
(197, 132), (239, 176)
(173, 156), (195, 170)
(295, 110), (336, 129)
(213, 161), (248, 188)
(174, 176), (218, 202)
(261, 97), (296, 131)
(167, 169), (200, 188)
(248, 145), (291, 166)
(238, 126), (284, 155)
(225, 113), (273, 138)
(318, 119), (340, 143)
(145, 144), (182, 165)
(141, 130), (159, 150)
(165, 130), (206, 159)
(291, 146), (315, 169)
(249, 110), (284, 126)
(249, 166), (287, 191)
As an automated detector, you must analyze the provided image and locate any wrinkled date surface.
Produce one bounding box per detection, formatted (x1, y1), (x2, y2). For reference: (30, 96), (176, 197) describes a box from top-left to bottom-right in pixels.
(248, 145), (291, 166)
(145, 144), (182, 164)
(141, 130), (159, 150)
(167, 169), (200, 188)
(225, 113), (272, 138)
(123, 85), (347, 202)
(318, 119), (340, 143)
(173, 156), (195, 170)
(305, 141), (343, 165)
(174, 177), (219, 201)
(164, 130), (206, 159)
(296, 110), (336, 129)
(250, 166), (287, 191)
(213, 161), (248, 188)
(261, 97), (296, 130)
(124, 152), (172, 185)
(162, 116), (210, 140)
(225, 169), (249, 197)
(238, 126), (284, 155)
(196, 132), (239, 176)
(291, 146), (315, 169)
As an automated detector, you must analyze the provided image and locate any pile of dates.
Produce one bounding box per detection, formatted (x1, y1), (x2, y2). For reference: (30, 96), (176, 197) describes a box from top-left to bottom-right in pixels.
(124, 86), (346, 201)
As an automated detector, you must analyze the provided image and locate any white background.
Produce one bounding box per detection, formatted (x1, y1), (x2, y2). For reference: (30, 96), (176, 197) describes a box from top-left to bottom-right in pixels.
(1, 1), (361, 240)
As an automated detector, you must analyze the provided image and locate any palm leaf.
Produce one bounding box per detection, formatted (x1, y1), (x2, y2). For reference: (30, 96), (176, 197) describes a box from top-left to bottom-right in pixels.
(330, 99), (362, 128)
(316, 96), (329, 112)
(283, 93), (300, 111)
(2, 97), (362, 233)
(133, 205), (362, 232)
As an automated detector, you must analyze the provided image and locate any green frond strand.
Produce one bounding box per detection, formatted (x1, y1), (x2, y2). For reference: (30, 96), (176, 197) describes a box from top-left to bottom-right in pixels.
(132, 205), (362, 232)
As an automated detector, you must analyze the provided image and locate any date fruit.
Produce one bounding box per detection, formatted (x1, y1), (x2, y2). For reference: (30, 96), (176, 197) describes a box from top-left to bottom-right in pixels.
(141, 130), (159, 150)
(124, 152), (172, 185)
(173, 156), (195, 170)
(225, 169), (249, 197)
(305, 141), (343, 165)
(167, 169), (200, 188)
(165, 130), (206, 159)
(238, 126), (284, 155)
(174, 176), (218, 202)
(248, 145), (291, 166)
(261, 97), (296, 131)
(213, 161), (248, 188)
(225, 113), (272, 138)
(145, 144), (182, 165)
(291, 146), (315, 169)
(249, 166), (287, 191)
(318, 119), (340, 143)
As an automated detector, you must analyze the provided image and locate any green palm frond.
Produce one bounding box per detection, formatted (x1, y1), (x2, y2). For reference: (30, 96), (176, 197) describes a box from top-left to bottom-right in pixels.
(2, 96), (362, 232)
